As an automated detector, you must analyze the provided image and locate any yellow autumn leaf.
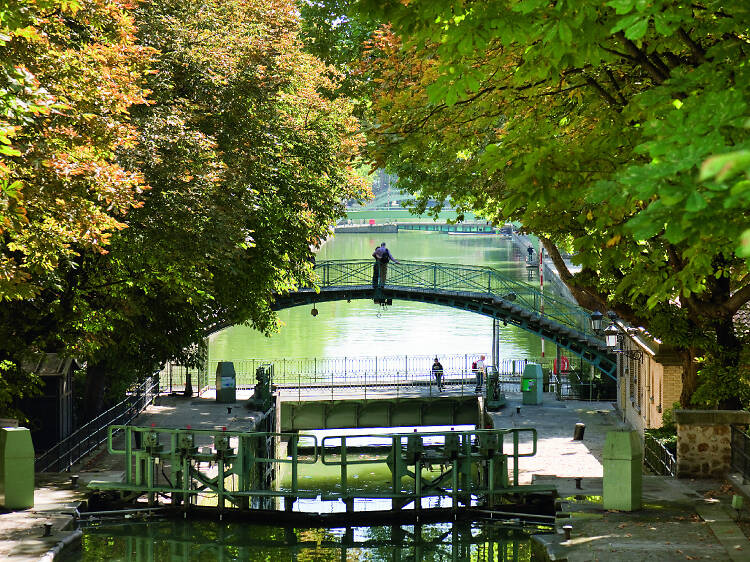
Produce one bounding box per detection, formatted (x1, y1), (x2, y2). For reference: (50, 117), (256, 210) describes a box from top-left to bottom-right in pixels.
(606, 234), (621, 247)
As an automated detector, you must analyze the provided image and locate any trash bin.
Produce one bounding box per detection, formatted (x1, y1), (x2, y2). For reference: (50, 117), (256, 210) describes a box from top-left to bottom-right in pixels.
(0, 427), (34, 509)
(521, 363), (543, 405)
(215, 361), (236, 404)
(603, 430), (642, 511)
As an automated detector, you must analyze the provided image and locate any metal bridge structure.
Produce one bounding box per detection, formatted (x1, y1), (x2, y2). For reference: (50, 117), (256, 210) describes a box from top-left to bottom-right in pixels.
(210, 260), (616, 379)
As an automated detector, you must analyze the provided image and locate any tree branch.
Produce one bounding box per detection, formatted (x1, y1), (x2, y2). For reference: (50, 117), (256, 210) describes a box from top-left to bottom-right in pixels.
(615, 32), (668, 84)
(724, 283), (750, 316)
(539, 235), (645, 326)
(605, 68), (628, 105)
(583, 73), (623, 109)
(677, 27), (706, 64)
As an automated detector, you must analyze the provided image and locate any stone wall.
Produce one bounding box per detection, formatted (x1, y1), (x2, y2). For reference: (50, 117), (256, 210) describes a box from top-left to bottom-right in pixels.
(675, 410), (750, 478)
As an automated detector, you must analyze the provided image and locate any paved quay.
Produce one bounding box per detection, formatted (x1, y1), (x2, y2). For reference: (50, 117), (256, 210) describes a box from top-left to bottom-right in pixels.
(491, 393), (750, 561)
(0, 473), (85, 561)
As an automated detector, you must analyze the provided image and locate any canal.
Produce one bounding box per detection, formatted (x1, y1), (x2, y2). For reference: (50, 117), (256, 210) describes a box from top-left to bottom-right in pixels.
(70, 520), (538, 560)
(68, 231), (558, 561)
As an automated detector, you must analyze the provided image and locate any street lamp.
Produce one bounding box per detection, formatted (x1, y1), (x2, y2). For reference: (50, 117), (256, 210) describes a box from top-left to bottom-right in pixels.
(590, 310), (603, 332)
(604, 323), (620, 348)
(590, 310), (644, 361)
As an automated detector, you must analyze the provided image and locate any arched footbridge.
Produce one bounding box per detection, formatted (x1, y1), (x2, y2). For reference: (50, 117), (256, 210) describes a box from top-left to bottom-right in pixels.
(217, 260), (618, 379)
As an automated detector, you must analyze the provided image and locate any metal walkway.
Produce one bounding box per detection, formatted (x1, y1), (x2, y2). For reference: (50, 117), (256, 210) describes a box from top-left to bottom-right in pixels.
(208, 260), (616, 378)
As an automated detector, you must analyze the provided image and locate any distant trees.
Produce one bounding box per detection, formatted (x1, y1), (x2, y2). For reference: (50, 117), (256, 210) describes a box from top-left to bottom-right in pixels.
(0, 0), (366, 417)
(355, 0), (750, 407)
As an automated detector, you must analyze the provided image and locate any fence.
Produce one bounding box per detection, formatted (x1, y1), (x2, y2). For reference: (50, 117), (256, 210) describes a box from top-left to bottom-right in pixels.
(35, 374), (160, 472)
(643, 433), (676, 477)
(554, 375), (618, 402)
(158, 362), (210, 396)
(204, 354), (556, 390)
(731, 425), (750, 483)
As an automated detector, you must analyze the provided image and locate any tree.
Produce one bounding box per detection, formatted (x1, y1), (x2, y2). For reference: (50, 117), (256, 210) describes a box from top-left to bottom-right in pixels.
(41, 0), (367, 415)
(1, 0), (150, 301)
(356, 0), (750, 407)
(0, 0), (151, 416)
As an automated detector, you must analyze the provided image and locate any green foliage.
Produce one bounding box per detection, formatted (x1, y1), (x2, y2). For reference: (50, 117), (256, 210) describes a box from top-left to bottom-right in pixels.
(357, 0), (750, 406)
(2, 0), (367, 417)
(692, 348), (750, 408)
(0, 360), (40, 419)
(645, 402), (679, 454)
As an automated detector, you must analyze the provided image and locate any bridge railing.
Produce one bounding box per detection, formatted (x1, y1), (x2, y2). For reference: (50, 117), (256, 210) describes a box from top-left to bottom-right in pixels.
(208, 355), (553, 387)
(313, 260), (594, 336)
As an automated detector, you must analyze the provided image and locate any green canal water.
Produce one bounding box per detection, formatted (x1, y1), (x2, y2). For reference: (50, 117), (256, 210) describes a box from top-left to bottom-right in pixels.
(208, 231), (556, 364)
(70, 231), (556, 560)
(70, 520), (537, 561)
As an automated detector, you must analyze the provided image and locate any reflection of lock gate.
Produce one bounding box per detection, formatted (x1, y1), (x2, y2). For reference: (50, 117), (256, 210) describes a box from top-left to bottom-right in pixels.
(89, 426), (554, 513)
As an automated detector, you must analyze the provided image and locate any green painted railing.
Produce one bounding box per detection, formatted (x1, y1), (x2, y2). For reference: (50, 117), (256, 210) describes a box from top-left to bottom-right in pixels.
(313, 260), (594, 337)
(89, 425), (553, 512)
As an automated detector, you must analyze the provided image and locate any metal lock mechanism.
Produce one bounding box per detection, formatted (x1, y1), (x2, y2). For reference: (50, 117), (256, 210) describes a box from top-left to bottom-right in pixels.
(406, 434), (424, 464)
(444, 433), (460, 460)
(144, 431), (163, 453)
(178, 432), (197, 455)
(214, 433), (233, 458)
(479, 432), (499, 458)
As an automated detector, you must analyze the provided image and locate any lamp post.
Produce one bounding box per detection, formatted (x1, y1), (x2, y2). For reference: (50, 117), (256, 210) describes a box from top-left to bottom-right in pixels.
(590, 311), (644, 362)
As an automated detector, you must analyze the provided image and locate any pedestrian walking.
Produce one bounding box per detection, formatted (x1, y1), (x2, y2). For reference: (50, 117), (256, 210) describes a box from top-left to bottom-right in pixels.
(432, 357), (444, 391)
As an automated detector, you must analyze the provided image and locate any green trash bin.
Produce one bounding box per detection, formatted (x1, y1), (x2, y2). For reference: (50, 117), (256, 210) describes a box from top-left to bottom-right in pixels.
(521, 363), (543, 405)
(0, 427), (34, 509)
(603, 430), (642, 511)
(215, 361), (237, 404)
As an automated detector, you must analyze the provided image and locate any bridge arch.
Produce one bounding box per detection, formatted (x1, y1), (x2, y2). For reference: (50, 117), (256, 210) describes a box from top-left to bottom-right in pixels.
(211, 260), (617, 379)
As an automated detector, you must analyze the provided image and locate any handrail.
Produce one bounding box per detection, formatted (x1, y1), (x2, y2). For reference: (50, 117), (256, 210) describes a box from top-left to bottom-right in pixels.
(643, 432), (676, 477)
(35, 374), (160, 473)
(309, 260), (594, 336)
(319, 428), (538, 466)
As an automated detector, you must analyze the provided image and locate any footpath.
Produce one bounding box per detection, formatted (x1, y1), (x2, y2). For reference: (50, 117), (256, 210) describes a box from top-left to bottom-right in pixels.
(491, 393), (750, 561)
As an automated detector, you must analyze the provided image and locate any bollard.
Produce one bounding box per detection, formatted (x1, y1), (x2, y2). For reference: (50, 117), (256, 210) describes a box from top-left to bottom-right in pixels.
(562, 524), (572, 541)
(573, 423), (585, 440)
(0, 427), (34, 509)
(603, 430), (642, 511)
(227, 407), (232, 415)
(43, 522), (53, 537)
(516, 406), (521, 414)
(71, 474), (79, 489)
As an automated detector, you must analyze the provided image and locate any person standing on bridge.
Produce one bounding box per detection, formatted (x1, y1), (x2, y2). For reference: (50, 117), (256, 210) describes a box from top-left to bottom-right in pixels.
(475, 355), (486, 393)
(372, 242), (400, 287)
(432, 357), (444, 391)
(372, 245), (380, 288)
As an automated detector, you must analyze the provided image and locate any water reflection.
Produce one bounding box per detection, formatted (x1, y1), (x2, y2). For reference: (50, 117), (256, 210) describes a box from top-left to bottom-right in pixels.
(72, 520), (538, 561)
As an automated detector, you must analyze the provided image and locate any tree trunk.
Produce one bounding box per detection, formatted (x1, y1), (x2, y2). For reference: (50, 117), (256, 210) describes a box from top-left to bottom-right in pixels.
(679, 348), (698, 408)
(83, 362), (108, 420)
(184, 370), (193, 398)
